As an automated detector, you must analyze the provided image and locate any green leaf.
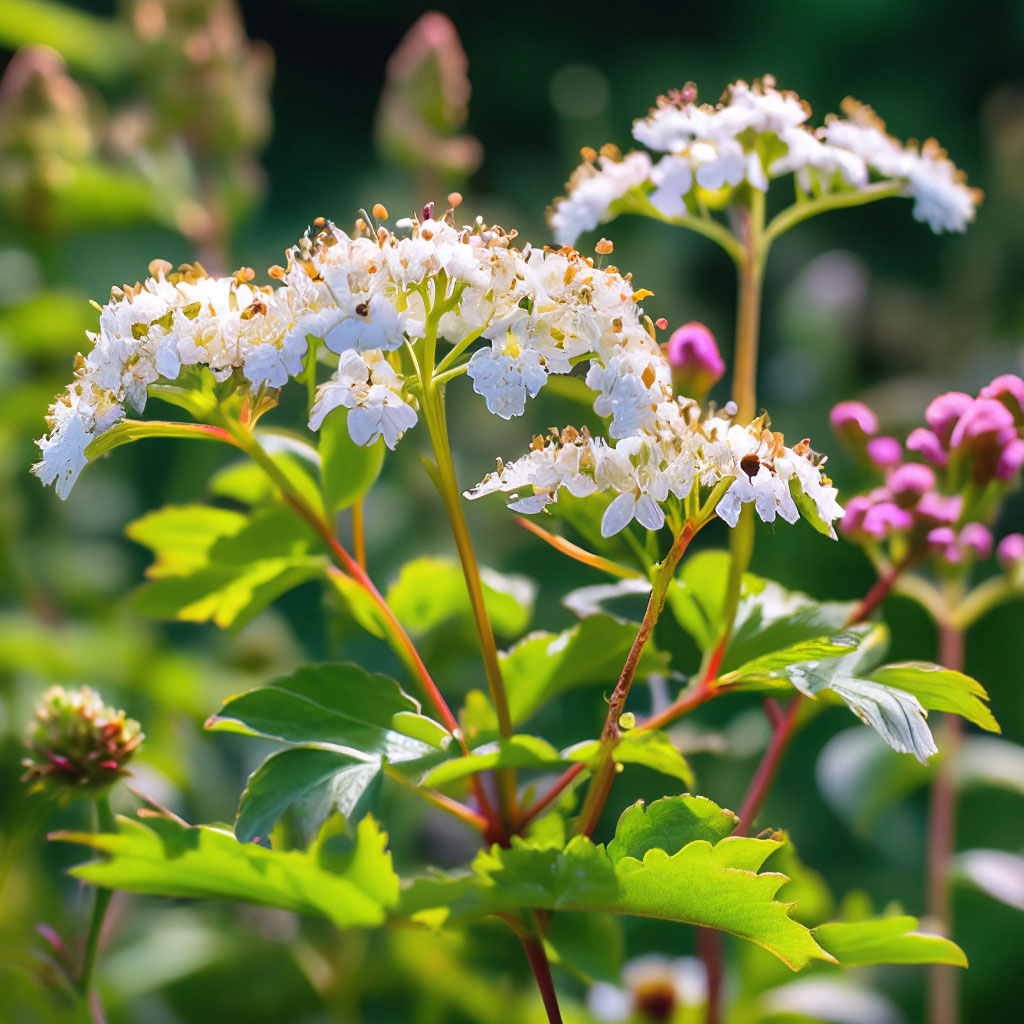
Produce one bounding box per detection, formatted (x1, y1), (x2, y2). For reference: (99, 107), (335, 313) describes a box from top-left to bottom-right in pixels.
(502, 615), (669, 724)
(869, 662), (999, 733)
(319, 406), (385, 514)
(814, 916), (967, 967)
(386, 556), (534, 638)
(127, 504), (323, 630)
(401, 796), (833, 971)
(421, 735), (563, 787)
(85, 420), (234, 460)
(766, 834), (834, 927)
(207, 663), (450, 762)
(606, 795), (738, 862)
(235, 746), (382, 844)
(545, 912), (625, 983)
(567, 731), (694, 787)
(56, 813), (398, 927)
(722, 631), (867, 691)
(789, 478), (837, 538)
(210, 447), (322, 515)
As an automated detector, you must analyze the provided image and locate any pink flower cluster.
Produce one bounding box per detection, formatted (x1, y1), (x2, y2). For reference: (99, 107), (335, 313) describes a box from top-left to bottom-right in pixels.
(831, 374), (1024, 570)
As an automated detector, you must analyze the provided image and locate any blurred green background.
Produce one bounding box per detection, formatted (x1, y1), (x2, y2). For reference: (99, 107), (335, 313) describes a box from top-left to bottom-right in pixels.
(1, 1), (1022, 1022)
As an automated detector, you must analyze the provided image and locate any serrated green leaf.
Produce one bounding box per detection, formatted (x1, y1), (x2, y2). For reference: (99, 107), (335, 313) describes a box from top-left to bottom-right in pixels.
(869, 662), (999, 733)
(567, 731), (694, 787)
(501, 615), (669, 724)
(400, 796), (833, 971)
(766, 833), (834, 927)
(55, 813), (398, 928)
(421, 735), (563, 787)
(127, 503), (323, 629)
(236, 746), (382, 844)
(722, 631), (867, 691)
(814, 916), (967, 967)
(606, 795), (737, 862)
(386, 556), (534, 638)
(319, 406), (385, 514)
(207, 663), (450, 762)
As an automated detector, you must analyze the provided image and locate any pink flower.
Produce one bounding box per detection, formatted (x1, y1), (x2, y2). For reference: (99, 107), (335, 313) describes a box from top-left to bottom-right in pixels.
(861, 502), (913, 537)
(996, 438), (1024, 481)
(959, 523), (993, 560)
(887, 462), (935, 505)
(981, 373), (1024, 424)
(866, 435), (902, 468)
(925, 391), (973, 441)
(997, 533), (1024, 570)
(906, 427), (947, 466)
(831, 400), (879, 441)
(916, 491), (962, 526)
(665, 322), (724, 397)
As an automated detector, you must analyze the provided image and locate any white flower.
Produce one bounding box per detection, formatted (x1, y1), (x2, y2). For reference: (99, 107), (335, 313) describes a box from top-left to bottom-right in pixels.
(323, 294), (409, 354)
(596, 437), (669, 536)
(467, 343), (548, 419)
(905, 141), (979, 234)
(32, 407), (93, 499)
(549, 151), (653, 246)
(649, 154), (694, 216)
(309, 349), (417, 449)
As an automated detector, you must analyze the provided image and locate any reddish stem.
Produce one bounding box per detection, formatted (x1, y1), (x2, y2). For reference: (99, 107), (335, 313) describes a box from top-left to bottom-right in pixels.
(848, 550), (921, 625)
(698, 926), (724, 1024)
(520, 934), (564, 1024)
(733, 697), (802, 836)
(517, 762), (587, 831)
(927, 620), (964, 1024)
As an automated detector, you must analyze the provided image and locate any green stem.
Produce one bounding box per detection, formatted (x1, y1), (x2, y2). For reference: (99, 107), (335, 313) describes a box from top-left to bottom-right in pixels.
(622, 191), (744, 264)
(763, 181), (905, 248)
(575, 524), (695, 837)
(79, 793), (115, 997)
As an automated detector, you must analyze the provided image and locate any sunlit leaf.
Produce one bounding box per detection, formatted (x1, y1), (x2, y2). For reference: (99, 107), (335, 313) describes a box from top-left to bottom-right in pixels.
(421, 735), (563, 787)
(869, 662), (999, 733)
(56, 813), (398, 927)
(952, 849), (1024, 911)
(813, 916), (967, 967)
(606, 795), (737, 862)
(566, 731), (694, 787)
(207, 663), (450, 762)
(386, 556), (534, 639)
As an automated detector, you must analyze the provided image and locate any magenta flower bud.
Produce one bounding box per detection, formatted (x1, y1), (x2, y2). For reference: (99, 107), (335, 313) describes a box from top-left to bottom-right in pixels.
(996, 438), (1024, 481)
(830, 401), (879, 443)
(906, 427), (948, 467)
(927, 526), (957, 548)
(866, 435), (902, 468)
(862, 502), (913, 538)
(916, 491), (963, 526)
(959, 523), (993, 560)
(997, 533), (1024, 570)
(948, 398), (1016, 450)
(925, 391), (973, 442)
(887, 463), (936, 506)
(840, 495), (872, 534)
(665, 322), (724, 397)
(980, 373), (1024, 424)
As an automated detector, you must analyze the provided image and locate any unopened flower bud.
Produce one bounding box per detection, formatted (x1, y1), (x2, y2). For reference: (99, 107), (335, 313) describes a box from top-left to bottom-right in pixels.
(861, 501), (913, 538)
(21, 686), (143, 796)
(980, 373), (1024, 425)
(916, 491), (963, 527)
(830, 401), (878, 444)
(665, 322), (724, 399)
(887, 462), (935, 506)
(866, 435), (902, 469)
(906, 427), (948, 467)
(926, 391), (973, 442)
(839, 495), (872, 535)
(996, 438), (1024, 481)
(959, 522), (993, 560)
(949, 398), (1017, 484)
(997, 533), (1024, 571)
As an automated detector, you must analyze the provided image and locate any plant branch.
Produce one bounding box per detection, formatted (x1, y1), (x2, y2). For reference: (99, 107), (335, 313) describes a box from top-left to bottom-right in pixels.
(763, 181), (905, 247)
(574, 524), (695, 838)
(519, 931), (564, 1024)
(516, 762), (587, 831)
(514, 516), (642, 580)
(382, 766), (488, 833)
(79, 792), (115, 998)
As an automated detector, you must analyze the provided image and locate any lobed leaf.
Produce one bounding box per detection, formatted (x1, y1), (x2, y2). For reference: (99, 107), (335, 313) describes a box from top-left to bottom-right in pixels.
(606, 795), (737, 862)
(869, 662), (999, 733)
(56, 813), (399, 928)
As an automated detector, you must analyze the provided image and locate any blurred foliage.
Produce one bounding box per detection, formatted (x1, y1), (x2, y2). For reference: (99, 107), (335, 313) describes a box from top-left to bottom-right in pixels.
(1, 1), (1022, 1022)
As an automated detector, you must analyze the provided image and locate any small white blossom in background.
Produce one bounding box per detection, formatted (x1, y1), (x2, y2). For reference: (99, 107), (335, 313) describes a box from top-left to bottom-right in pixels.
(587, 954), (707, 1022)
(549, 75), (982, 245)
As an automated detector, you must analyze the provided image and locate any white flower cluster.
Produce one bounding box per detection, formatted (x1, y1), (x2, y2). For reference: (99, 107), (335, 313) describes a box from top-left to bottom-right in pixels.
(35, 208), (675, 498)
(550, 76), (982, 244)
(466, 408), (843, 540)
(33, 261), (312, 498)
